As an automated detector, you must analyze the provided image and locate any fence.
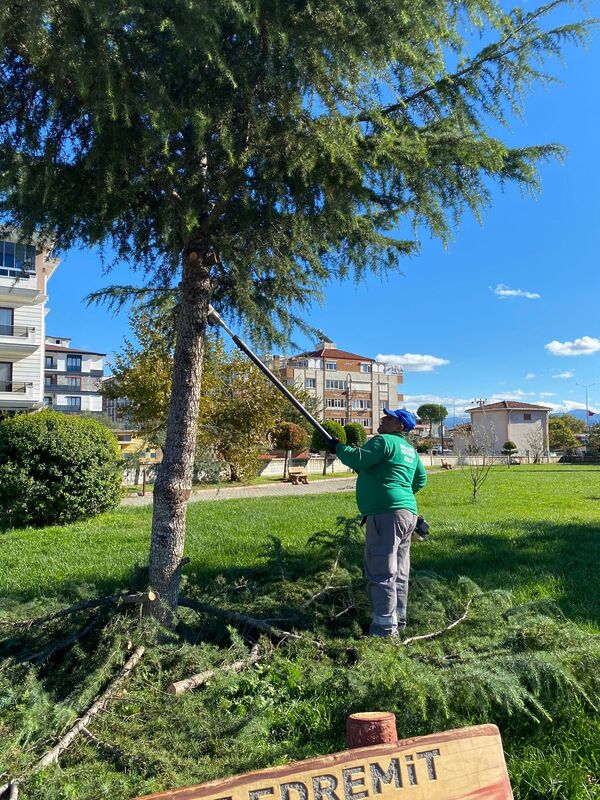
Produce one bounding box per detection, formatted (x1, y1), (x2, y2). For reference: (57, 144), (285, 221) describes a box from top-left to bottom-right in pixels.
(257, 456), (348, 477)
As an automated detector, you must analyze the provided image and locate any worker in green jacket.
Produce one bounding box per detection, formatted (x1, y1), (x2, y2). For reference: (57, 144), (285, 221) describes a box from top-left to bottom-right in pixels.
(331, 408), (427, 637)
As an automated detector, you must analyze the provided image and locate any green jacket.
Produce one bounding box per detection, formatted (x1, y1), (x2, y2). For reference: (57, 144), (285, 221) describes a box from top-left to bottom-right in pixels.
(335, 433), (427, 516)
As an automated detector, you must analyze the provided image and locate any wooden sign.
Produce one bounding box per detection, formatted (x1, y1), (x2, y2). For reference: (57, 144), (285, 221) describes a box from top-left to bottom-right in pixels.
(135, 724), (513, 800)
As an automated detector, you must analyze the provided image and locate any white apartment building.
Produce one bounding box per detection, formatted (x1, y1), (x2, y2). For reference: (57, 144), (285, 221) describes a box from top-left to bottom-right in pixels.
(269, 338), (404, 435)
(44, 336), (105, 413)
(0, 237), (59, 413)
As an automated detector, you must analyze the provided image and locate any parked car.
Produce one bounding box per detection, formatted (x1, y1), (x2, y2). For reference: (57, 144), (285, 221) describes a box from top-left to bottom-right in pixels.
(431, 447), (452, 455)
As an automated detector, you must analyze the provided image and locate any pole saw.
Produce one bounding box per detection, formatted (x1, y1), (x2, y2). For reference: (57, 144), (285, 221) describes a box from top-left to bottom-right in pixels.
(206, 305), (335, 446)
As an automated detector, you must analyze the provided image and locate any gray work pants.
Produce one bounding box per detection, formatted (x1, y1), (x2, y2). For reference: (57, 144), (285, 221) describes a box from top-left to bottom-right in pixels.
(364, 509), (418, 637)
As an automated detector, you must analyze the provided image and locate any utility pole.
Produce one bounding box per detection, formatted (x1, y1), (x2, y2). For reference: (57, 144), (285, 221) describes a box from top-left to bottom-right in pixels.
(576, 382), (595, 435)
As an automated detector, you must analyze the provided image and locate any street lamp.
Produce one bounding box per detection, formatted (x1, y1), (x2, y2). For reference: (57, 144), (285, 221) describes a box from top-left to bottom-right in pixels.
(576, 382), (595, 433)
(345, 372), (352, 425)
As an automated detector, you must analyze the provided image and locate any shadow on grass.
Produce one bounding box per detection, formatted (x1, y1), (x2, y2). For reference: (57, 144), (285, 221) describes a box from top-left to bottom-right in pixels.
(418, 520), (599, 625)
(2, 513), (598, 631)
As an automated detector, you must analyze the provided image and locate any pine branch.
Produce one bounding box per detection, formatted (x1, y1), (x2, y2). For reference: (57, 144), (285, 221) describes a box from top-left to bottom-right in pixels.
(85, 286), (175, 315)
(178, 597), (323, 648)
(402, 599), (473, 646)
(0, 646), (145, 798)
(0, 592), (158, 630)
(17, 616), (101, 664)
(167, 642), (261, 695)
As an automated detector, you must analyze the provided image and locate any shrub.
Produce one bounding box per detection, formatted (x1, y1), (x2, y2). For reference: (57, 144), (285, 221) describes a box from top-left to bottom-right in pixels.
(344, 422), (367, 447)
(0, 411), (122, 528)
(310, 420), (346, 452)
(272, 422), (309, 452)
(415, 438), (432, 453)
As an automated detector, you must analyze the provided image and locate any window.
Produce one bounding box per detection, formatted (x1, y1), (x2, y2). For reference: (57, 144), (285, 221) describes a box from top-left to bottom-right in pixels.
(326, 398), (346, 408)
(352, 399), (371, 410)
(380, 400), (387, 410)
(325, 362), (337, 370)
(296, 359), (308, 367)
(66, 354), (82, 372)
(0, 361), (12, 391)
(524, 413), (532, 421)
(66, 377), (81, 388)
(331, 417), (345, 426)
(360, 364), (371, 373)
(45, 355), (55, 369)
(118, 434), (132, 443)
(305, 378), (316, 389)
(325, 379), (346, 390)
(45, 375), (57, 387)
(0, 307), (13, 336)
(0, 241), (36, 278)
(359, 418), (371, 427)
(44, 396), (53, 408)
(66, 396), (81, 410)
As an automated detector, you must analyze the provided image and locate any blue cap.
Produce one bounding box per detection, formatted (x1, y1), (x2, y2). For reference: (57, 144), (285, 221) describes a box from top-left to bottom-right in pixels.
(383, 408), (417, 432)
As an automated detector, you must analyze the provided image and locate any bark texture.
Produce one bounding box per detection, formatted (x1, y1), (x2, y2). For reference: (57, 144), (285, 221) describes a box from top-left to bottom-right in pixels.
(149, 248), (212, 620)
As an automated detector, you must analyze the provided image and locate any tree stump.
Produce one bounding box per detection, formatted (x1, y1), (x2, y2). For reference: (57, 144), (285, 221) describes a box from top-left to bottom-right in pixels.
(346, 711), (398, 749)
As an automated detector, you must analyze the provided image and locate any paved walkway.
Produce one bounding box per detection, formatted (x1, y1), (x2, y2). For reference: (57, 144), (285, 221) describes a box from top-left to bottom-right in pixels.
(121, 469), (446, 507)
(122, 476), (358, 506)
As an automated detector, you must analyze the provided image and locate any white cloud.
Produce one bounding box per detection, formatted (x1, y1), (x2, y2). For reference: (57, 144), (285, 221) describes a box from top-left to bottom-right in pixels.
(376, 353), (450, 373)
(539, 392), (556, 397)
(552, 370), (574, 379)
(401, 394), (471, 415)
(525, 373), (536, 380)
(546, 400), (587, 413)
(545, 337), (600, 357)
(491, 284), (541, 300)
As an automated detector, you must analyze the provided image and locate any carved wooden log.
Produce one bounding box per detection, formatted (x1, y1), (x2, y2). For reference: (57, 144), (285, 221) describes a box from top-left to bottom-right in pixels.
(346, 711), (398, 749)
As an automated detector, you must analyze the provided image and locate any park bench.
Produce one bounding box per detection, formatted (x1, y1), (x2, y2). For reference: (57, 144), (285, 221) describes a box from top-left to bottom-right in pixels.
(288, 467), (309, 485)
(441, 459), (453, 470)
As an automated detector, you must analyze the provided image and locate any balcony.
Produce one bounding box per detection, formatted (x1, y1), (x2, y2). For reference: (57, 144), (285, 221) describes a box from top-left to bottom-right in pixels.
(0, 380), (39, 409)
(0, 325), (37, 354)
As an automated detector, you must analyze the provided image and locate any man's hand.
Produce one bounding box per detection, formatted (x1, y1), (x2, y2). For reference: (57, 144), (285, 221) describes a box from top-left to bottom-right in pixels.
(328, 437), (340, 454)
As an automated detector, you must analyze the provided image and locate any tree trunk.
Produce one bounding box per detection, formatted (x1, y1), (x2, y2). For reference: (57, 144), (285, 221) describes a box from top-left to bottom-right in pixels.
(322, 450), (327, 475)
(148, 248), (212, 622)
(283, 448), (290, 479)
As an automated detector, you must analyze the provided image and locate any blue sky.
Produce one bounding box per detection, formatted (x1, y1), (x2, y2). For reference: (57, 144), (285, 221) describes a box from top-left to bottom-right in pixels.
(45, 7), (600, 423)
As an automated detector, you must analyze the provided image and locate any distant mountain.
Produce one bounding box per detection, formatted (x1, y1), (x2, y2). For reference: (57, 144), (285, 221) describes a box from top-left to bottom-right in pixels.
(553, 409), (599, 422)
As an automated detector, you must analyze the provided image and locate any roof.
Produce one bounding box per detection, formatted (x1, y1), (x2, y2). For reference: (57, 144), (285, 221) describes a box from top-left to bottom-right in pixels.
(466, 400), (552, 413)
(45, 344), (106, 356)
(291, 347), (374, 362)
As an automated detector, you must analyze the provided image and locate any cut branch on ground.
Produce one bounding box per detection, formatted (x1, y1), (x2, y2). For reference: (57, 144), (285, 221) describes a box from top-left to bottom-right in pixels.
(167, 642), (261, 695)
(0, 645), (145, 798)
(402, 599), (473, 646)
(1, 592), (158, 630)
(178, 597), (322, 648)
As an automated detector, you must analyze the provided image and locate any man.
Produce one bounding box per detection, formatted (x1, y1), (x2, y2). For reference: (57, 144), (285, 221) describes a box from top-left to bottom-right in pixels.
(332, 409), (427, 637)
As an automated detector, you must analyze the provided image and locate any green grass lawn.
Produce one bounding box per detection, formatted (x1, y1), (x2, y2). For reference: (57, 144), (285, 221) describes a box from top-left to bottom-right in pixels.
(1, 465), (599, 799)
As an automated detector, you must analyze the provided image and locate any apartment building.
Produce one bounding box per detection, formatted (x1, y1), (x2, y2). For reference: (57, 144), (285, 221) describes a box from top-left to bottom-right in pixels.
(0, 237), (60, 413)
(270, 338), (404, 435)
(44, 336), (105, 413)
(102, 375), (134, 427)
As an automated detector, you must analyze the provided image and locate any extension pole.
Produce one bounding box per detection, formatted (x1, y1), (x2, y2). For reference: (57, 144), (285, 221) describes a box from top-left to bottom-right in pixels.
(207, 306), (334, 444)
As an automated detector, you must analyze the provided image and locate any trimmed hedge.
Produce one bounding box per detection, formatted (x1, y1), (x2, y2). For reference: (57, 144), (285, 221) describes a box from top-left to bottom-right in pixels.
(0, 411), (122, 528)
(344, 422), (367, 447)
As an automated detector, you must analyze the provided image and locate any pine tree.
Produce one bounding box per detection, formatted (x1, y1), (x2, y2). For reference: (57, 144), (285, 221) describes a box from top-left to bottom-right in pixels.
(0, 1), (592, 618)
